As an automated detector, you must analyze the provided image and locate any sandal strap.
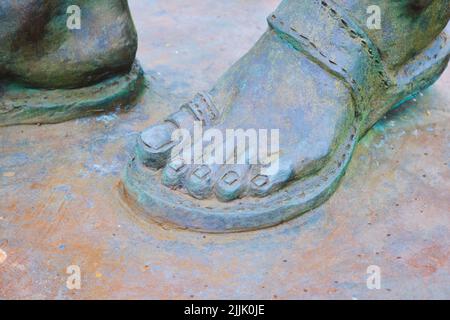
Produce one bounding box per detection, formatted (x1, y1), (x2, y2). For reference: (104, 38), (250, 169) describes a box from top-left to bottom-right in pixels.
(166, 92), (219, 129)
(268, 0), (393, 114)
(180, 92), (219, 126)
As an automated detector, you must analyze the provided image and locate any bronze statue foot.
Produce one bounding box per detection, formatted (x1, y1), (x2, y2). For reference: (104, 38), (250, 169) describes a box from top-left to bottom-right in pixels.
(123, 0), (449, 232)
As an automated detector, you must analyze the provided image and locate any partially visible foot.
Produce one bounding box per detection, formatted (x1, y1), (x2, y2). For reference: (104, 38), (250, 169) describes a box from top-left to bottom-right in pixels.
(0, 0), (143, 126)
(0, 0), (137, 89)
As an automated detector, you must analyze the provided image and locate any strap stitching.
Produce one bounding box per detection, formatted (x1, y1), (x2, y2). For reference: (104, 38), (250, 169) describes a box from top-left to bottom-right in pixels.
(269, 0), (392, 93)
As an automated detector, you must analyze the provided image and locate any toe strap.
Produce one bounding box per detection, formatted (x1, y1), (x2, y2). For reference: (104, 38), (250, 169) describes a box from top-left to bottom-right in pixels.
(165, 92), (219, 130)
(180, 92), (219, 126)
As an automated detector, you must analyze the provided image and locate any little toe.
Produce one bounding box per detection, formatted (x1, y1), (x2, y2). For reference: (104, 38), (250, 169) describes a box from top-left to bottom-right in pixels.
(248, 158), (294, 198)
(214, 165), (250, 202)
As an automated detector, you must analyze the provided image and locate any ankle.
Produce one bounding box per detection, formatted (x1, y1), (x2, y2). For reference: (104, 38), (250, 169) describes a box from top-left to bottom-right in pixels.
(334, 0), (449, 69)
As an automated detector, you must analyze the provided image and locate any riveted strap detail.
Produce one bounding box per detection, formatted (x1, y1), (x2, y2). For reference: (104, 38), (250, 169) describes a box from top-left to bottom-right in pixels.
(180, 92), (219, 126)
(267, 0), (394, 115)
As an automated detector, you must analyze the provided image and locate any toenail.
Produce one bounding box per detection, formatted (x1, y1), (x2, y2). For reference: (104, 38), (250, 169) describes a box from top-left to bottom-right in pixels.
(142, 133), (172, 150)
(193, 165), (211, 179)
(145, 136), (173, 150)
(168, 158), (185, 172)
(222, 171), (239, 186)
(252, 175), (268, 188)
(141, 128), (172, 150)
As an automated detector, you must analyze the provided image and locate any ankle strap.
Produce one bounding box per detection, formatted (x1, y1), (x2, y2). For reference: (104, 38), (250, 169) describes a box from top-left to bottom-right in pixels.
(268, 0), (393, 112)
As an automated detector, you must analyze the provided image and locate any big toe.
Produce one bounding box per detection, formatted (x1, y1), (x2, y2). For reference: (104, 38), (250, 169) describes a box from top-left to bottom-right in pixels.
(137, 122), (177, 169)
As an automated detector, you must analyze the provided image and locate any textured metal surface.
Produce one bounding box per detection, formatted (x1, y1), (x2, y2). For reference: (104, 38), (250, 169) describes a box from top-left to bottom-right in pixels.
(0, 0), (449, 299)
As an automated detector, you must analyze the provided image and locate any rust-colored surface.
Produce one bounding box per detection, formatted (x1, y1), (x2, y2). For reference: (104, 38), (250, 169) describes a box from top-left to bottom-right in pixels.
(0, 0), (449, 299)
